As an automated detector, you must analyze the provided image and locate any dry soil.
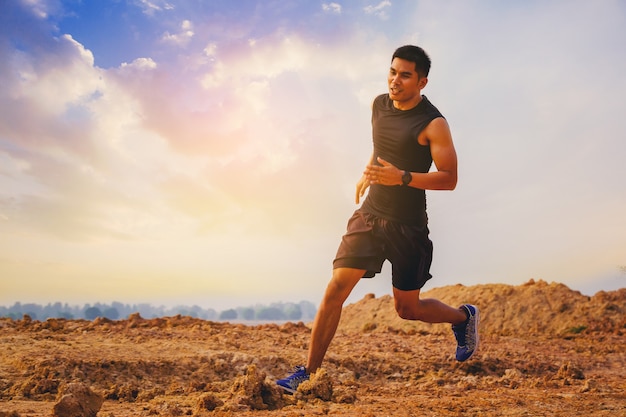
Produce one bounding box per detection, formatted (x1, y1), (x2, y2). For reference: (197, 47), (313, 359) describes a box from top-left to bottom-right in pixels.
(0, 279), (624, 416)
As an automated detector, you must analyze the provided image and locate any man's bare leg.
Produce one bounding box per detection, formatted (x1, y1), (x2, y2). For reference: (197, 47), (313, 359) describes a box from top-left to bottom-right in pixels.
(305, 267), (365, 374)
(392, 288), (467, 324)
(391, 287), (479, 362)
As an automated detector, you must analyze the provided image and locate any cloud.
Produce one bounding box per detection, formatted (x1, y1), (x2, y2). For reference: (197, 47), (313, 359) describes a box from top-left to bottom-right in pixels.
(136, 0), (174, 15)
(120, 57), (157, 70)
(2, 0), (625, 307)
(364, 1), (391, 19)
(161, 19), (194, 46)
(1, 8), (382, 244)
(0, 12), (164, 242)
(17, 0), (56, 19)
(322, 3), (342, 14)
(203, 42), (217, 57)
(0, 32), (103, 162)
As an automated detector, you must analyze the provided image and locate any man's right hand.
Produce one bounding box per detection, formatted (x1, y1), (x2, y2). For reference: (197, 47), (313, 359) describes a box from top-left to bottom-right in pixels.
(355, 175), (370, 204)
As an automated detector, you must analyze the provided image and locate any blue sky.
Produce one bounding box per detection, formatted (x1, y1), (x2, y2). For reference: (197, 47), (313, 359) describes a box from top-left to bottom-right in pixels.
(1, 0), (625, 310)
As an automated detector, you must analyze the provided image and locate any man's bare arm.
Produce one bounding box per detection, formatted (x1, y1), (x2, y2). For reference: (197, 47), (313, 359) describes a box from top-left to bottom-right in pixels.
(364, 118), (457, 190)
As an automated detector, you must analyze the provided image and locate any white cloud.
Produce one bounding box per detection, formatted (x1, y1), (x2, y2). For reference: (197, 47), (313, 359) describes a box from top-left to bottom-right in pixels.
(136, 0), (174, 15)
(20, 0), (52, 19)
(120, 57), (157, 70)
(161, 19), (194, 46)
(6, 34), (100, 117)
(322, 3), (342, 14)
(203, 43), (217, 57)
(364, 1), (391, 19)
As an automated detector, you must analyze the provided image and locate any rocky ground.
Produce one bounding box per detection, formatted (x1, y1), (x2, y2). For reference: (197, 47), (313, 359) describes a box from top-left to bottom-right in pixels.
(0, 279), (624, 416)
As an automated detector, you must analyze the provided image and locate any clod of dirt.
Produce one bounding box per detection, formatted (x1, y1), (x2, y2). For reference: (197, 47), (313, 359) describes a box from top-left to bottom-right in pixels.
(52, 382), (103, 417)
(223, 364), (283, 411)
(195, 392), (224, 412)
(296, 368), (333, 401)
(126, 312), (144, 329)
(580, 378), (597, 393)
(555, 362), (585, 380)
(331, 386), (357, 404)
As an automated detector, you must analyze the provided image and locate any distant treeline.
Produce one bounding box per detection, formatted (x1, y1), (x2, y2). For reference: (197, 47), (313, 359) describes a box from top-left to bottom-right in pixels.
(0, 300), (317, 322)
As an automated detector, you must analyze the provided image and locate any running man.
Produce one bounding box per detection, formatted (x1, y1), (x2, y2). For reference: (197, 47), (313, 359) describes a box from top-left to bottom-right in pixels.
(277, 45), (479, 393)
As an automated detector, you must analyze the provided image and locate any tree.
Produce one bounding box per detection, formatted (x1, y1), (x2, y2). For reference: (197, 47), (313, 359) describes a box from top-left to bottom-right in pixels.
(103, 307), (119, 320)
(284, 304), (302, 321)
(84, 307), (102, 320)
(238, 307), (255, 321)
(57, 311), (74, 319)
(219, 309), (237, 320)
(256, 307), (286, 321)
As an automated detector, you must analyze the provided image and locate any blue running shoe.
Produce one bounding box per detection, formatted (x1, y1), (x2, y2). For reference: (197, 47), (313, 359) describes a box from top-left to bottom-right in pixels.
(452, 304), (479, 362)
(276, 366), (309, 394)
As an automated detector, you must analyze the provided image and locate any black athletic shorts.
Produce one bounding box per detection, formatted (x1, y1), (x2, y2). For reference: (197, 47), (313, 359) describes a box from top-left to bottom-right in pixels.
(333, 208), (433, 291)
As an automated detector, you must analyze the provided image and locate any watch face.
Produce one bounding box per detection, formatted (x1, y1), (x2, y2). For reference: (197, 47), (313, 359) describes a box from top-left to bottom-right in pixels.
(402, 171), (412, 185)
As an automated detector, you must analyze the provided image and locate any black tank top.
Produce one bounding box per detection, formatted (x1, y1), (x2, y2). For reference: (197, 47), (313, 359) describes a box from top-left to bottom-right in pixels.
(362, 94), (444, 226)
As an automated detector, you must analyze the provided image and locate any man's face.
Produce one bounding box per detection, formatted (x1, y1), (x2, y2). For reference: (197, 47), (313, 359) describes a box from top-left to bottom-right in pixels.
(387, 57), (427, 106)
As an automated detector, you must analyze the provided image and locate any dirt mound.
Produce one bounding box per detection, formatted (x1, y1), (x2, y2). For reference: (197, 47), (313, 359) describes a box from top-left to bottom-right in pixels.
(338, 280), (625, 337)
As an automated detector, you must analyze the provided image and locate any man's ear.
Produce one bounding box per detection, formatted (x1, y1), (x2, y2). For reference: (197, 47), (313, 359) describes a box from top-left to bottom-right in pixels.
(419, 77), (428, 89)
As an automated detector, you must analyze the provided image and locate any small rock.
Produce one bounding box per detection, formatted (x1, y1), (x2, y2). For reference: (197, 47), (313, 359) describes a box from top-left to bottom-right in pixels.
(52, 382), (103, 417)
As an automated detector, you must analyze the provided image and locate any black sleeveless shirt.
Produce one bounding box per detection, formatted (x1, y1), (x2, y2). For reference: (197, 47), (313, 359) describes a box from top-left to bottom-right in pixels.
(361, 94), (444, 227)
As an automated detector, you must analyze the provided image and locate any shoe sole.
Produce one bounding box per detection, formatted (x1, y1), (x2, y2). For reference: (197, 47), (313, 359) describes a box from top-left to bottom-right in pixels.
(276, 383), (296, 394)
(466, 305), (480, 360)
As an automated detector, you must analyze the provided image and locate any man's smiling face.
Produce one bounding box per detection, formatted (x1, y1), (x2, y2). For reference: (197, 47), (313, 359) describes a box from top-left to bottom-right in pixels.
(387, 57), (428, 110)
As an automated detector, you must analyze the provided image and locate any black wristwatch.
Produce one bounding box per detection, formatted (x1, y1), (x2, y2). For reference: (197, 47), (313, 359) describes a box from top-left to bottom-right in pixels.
(401, 170), (412, 186)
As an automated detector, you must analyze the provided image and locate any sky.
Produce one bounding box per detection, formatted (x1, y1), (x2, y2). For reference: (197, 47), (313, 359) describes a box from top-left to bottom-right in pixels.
(1, 0), (625, 311)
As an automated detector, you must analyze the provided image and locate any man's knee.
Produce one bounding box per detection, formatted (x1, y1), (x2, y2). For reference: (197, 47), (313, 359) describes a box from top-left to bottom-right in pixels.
(322, 281), (346, 307)
(323, 268), (364, 305)
(395, 303), (421, 320)
(393, 288), (422, 320)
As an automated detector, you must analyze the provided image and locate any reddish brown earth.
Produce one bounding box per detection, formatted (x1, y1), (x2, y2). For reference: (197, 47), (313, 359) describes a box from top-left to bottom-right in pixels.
(0, 279), (624, 416)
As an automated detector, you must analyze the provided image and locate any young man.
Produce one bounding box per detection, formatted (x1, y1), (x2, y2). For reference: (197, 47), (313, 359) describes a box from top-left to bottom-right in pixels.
(277, 45), (479, 393)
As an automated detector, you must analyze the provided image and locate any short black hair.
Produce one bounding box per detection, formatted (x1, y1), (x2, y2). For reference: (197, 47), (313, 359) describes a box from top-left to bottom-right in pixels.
(392, 45), (431, 78)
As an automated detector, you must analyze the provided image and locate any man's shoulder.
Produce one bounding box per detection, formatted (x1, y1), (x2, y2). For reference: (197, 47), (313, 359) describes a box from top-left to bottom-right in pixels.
(421, 96), (443, 116)
(373, 93), (390, 106)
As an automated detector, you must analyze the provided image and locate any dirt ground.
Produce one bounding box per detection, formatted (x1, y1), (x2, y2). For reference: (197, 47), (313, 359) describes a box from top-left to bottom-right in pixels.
(1, 280), (624, 416)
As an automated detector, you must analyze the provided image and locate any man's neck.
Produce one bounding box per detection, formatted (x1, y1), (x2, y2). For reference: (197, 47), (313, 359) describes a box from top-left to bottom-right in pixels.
(393, 94), (423, 111)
